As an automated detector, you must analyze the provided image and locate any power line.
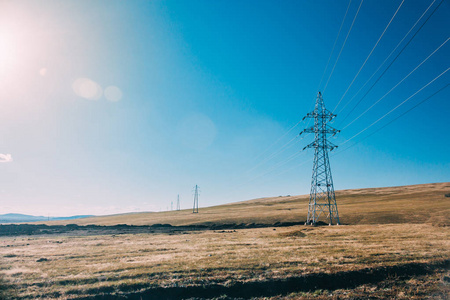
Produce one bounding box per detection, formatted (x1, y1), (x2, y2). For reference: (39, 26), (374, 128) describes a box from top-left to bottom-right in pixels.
(226, 150), (308, 197)
(223, 119), (304, 191)
(323, 0), (364, 93)
(248, 150), (305, 184)
(333, 0), (405, 112)
(246, 134), (301, 174)
(255, 157), (313, 189)
(222, 79), (448, 203)
(335, 0), (437, 116)
(342, 37), (449, 130)
(223, 1), (445, 202)
(337, 0), (445, 125)
(258, 41), (447, 197)
(252, 120), (302, 162)
(334, 82), (449, 156)
(224, 119), (305, 196)
(317, 0), (353, 92)
(340, 66), (449, 146)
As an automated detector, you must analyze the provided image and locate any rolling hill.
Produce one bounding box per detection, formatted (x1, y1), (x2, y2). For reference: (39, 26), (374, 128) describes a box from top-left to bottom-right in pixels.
(0, 213), (94, 223)
(37, 182), (450, 227)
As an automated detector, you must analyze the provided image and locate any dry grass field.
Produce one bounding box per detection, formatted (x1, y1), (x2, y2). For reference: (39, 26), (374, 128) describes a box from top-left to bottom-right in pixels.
(1, 182), (449, 299)
(40, 182), (450, 227)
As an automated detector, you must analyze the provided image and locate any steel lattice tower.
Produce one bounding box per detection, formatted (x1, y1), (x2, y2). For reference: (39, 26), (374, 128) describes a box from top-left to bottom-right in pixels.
(193, 185), (199, 213)
(177, 194), (181, 211)
(300, 92), (340, 225)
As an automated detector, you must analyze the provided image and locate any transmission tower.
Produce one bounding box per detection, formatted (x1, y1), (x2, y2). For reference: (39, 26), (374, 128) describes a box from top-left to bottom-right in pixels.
(300, 92), (340, 225)
(193, 185), (199, 213)
(177, 194), (181, 211)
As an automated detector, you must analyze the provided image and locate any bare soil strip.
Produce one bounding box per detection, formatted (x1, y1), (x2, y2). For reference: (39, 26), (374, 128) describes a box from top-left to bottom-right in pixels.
(0, 222), (306, 237)
(74, 260), (449, 300)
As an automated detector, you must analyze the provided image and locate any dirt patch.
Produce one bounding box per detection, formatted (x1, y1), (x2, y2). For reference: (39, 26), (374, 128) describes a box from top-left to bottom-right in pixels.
(0, 222), (307, 237)
(74, 260), (449, 300)
(279, 230), (307, 237)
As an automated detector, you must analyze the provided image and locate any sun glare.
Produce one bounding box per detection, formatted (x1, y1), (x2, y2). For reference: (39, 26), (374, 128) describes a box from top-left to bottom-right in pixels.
(0, 4), (51, 83)
(0, 27), (19, 76)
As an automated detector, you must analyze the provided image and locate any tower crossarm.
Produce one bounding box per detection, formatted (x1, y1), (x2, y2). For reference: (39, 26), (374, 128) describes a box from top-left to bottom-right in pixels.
(299, 125), (340, 136)
(302, 109), (336, 121)
(302, 141), (338, 151)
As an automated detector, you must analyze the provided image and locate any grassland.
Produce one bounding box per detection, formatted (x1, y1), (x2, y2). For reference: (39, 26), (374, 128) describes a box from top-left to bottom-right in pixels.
(1, 182), (449, 299)
(41, 182), (450, 227)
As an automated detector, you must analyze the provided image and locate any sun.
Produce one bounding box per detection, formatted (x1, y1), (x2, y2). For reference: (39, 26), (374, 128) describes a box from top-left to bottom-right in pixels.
(0, 26), (19, 76)
(0, 2), (29, 77)
(0, 5), (47, 81)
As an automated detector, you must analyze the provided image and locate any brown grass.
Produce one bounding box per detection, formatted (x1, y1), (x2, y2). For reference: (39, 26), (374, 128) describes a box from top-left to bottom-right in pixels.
(37, 182), (450, 227)
(0, 224), (449, 299)
(1, 182), (449, 299)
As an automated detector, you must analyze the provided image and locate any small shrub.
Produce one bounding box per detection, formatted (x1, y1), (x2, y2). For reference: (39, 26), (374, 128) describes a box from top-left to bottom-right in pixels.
(313, 289), (324, 296)
(0, 274), (17, 299)
(445, 193), (450, 198)
(36, 258), (48, 262)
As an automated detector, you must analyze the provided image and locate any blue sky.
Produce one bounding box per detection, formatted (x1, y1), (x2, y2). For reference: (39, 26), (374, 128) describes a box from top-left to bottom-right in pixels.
(0, 0), (448, 216)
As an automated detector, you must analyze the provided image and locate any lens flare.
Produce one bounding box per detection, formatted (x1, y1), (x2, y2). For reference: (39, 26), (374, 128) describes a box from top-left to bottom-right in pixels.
(72, 78), (102, 100)
(104, 86), (123, 102)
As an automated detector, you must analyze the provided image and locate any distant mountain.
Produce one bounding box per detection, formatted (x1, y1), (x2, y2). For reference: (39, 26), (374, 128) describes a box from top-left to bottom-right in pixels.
(0, 213), (95, 223)
(49, 215), (95, 221)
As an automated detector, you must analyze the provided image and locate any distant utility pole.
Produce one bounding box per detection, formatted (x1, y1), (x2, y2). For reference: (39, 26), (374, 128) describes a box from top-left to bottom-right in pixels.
(300, 92), (340, 225)
(171, 200), (173, 211)
(177, 194), (181, 211)
(193, 185), (199, 213)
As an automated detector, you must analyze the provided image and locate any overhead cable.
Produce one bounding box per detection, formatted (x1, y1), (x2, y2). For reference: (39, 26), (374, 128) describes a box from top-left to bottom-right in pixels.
(334, 82), (449, 156)
(337, 0), (445, 125)
(322, 0), (364, 93)
(227, 151), (307, 196)
(342, 37), (449, 130)
(340, 66), (449, 146)
(335, 0), (437, 116)
(317, 0), (353, 91)
(333, 0), (405, 112)
(246, 134), (301, 174)
(251, 120), (302, 163)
